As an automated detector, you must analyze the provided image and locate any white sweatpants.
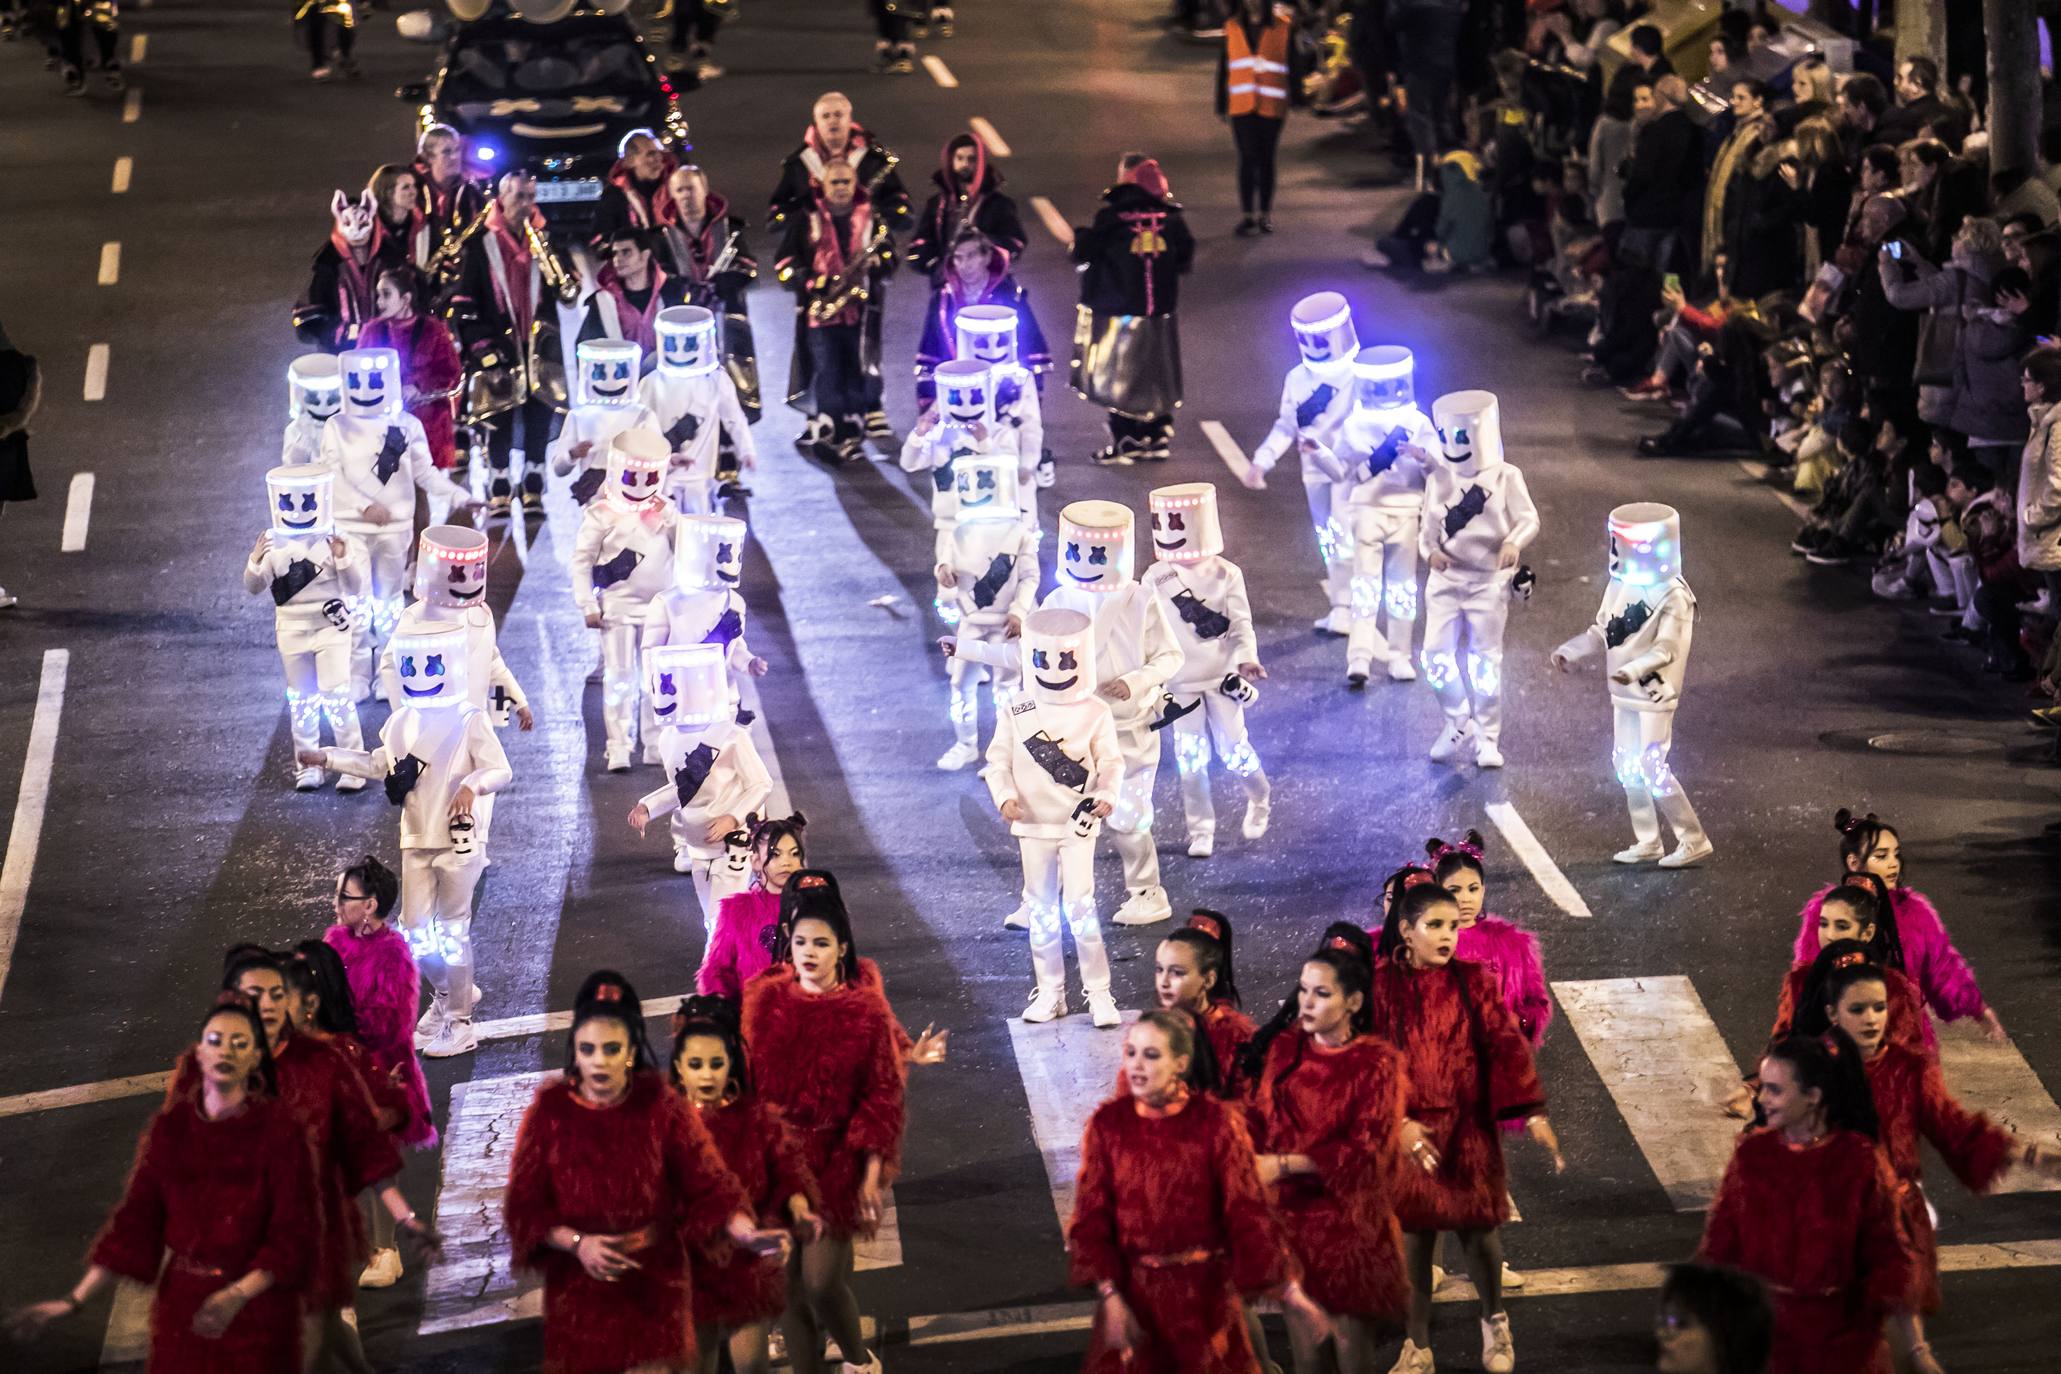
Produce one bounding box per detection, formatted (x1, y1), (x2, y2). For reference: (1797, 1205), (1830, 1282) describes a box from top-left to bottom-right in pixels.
(1421, 571), (1510, 743)
(1105, 718), (1164, 894)
(349, 526), (413, 695)
(1302, 473), (1354, 612)
(947, 625), (1020, 747)
(1348, 505), (1420, 667)
(400, 846), (489, 1015)
(279, 620), (364, 758)
(1021, 834), (1110, 998)
(1167, 688), (1268, 841)
(1611, 704), (1708, 851)
(599, 619), (646, 759)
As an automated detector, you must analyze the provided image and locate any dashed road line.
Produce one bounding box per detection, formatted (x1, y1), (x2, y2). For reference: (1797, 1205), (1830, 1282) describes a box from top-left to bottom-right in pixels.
(1483, 800), (1592, 919)
(1028, 195), (1070, 246)
(84, 344), (110, 401)
(129, 32), (146, 64)
(921, 54), (958, 88)
(1199, 420), (1256, 486)
(98, 241), (121, 286)
(111, 157), (132, 193)
(62, 473), (95, 552)
(0, 650), (70, 1004)
(121, 87), (141, 123)
(969, 116), (1011, 157)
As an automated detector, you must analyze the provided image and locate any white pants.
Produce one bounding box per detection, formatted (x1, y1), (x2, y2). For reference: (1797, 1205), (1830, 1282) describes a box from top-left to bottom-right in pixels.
(1302, 473), (1355, 612)
(400, 846), (489, 1015)
(1167, 687), (1268, 840)
(947, 625), (1020, 747)
(279, 619), (364, 758)
(675, 845), (756, 932)
(1421, 571), (1509, 743)
(1105, 717), (1164, 894)
(1021, 834), (1110, 997)
(1611, 704), (1708, 851)
(349, 526), (413, 695)
(599, 618), (647, 758)
(1348, 505), (1420, 667)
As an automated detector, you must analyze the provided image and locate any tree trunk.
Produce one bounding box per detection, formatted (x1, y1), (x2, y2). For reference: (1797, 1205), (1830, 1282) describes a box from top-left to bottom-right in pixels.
(1894, 0), (1946, 69)
(1983, 0), (2040, 178)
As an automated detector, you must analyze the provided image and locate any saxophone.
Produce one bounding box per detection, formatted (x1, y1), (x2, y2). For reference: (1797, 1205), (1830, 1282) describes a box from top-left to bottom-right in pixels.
(807, 220), (890, 325)
(524, 216), (582, 305)
(425, 201), (491, 285)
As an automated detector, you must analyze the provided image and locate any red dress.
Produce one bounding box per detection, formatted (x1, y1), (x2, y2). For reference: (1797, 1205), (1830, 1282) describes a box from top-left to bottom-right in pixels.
(1366, 957), (1544, 1232)
(89, 1093), (317, 1374)
(1250, 1030), (1411, 1320)
(741, 962), (907, 1239)
(1068, 1091), (1290, 1374)
(689, 1095), (819, 1328)
(504, 1072), (753, 1374)
(1700, 1128), (1916, 1374)
(1769, 963), (1930, 1059)
(1865, 1043), (2015, 1312)
(358, 313), (463, 469)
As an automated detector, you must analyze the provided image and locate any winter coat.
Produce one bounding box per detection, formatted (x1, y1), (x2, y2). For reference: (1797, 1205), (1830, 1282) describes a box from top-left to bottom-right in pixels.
(1880, 248), (2026, 443)
(908, 135), (1028, 279)
(1789, 886), (1985, 1028)
(89, 1093), (317, 1374)
(914, 260), (1052, 378)
(696, 885), (782, 1001)
(688, 1095), (818, 1328)
(1623, 108), (1702, 234)
(325, 920), (438, 1149)
(1453, 914), (1552, 1048)
(1432, 152), (1493, 270)
(1586, 113), (1633, 226)
(1249, 1029), (1411, 1320)
(1073, 182), (1195, 318)
(1699, 1128), (1916, 1374)
(504, 1072), (751, 1374)
(0, 340), (38, 505)
(2018, 401), (2061, 573)
(1768, 960), (1934, 1056)
(357, 313), (464, 469)
(1067, 1091), (1290, 1374)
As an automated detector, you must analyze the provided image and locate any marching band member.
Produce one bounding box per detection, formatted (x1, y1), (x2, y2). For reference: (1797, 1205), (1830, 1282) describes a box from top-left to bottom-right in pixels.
(777, 162), (897, 462)
(658, 163), (762, 439)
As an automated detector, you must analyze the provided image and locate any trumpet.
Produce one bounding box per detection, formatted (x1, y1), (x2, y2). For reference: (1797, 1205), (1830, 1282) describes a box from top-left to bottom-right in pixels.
(525, 216), (582, 305)
(807, 222), (890, 325)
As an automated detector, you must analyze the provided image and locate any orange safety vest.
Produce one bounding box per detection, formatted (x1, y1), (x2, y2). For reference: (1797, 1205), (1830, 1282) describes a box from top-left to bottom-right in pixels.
(1225, 11), (1292, 119)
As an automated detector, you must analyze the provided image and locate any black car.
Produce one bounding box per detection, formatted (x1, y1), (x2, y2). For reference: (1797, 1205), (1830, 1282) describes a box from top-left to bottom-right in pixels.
(399, 11), (690, 230)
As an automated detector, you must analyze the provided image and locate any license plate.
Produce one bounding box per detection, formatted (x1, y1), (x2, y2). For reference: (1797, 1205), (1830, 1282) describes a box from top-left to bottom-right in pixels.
(536, 178), (603, 204)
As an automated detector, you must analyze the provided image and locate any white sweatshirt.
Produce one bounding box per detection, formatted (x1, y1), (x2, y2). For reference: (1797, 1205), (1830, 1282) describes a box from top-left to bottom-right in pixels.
(1555, 577), (1696, 712)
(548, 403), (659, 490)
(1253, 364), (1356, 475)
(1419, 462), (1540, 582)
(571, 499), (677, 619)
(280, 415), (326, 469)
(318, 413), (471, 539)
(1337, 405), (1436, 511)
(324, 705), (512, 849)
(638, 721), (773, 858)
(640, 586), (758, 681)
(378, 603), (529, 722)
(943, 520), (1040, 631)
(638, 370), (757, 479)
(243, 532), (369, 632)
(983, 695), (1122, 840)
(1141, 556), (1258, 690)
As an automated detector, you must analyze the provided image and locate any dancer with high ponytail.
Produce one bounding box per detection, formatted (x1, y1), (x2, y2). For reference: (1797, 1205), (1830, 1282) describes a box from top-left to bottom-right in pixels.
(1429, 831), (1552, 1048)
(698, 812), (808, 1000)
(1150, 909), (1256, 1095)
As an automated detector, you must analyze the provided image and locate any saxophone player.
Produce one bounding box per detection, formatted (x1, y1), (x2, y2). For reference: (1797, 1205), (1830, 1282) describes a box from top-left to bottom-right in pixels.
(774, 162), (897, 464)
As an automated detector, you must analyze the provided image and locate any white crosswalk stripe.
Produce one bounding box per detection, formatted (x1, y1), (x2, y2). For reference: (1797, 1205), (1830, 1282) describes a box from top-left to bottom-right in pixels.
(1007, 1011), (1137, 1231)
(1937, 1028), (2061, 1193)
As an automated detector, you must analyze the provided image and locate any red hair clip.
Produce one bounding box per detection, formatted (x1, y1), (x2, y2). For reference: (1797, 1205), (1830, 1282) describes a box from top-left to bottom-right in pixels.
(1829, 950), (1867, 971)
(591, 983), (624, 1003)
(1325, 934), (1356, 953)
(1400, 870), (1434, 890)
(797, 874), (830, 890)
(1821, 1034), (1842, 1059)
(1186, 913), (1224, 941)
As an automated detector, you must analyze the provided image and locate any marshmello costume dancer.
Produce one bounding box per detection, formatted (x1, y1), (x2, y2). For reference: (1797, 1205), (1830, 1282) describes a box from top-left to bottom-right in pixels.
(902, 359), (1021, 579)
(1248, 292), (1361, 633)
(934, 452), (1039, 772)
(984, 608), (1123, 1027)
(571, 430), (678, 771)
(641, 513), (767, 717)
(245, 466), (368, 792)
(1551, 503), (1713, 868)
(306, 622), (513, 1058)
(957, 304), (1051, 492)
(637, 306), (755, 516)
(630, 643), (773, 919)
(281, 355), (341, 467)
(550, 338), (658, 508)
(1140, 483), (1270, 857)
(319, 346), (474, 699)
(1338, 346), (1435, 686)
(1419, 390), (1538, 769)
(379, 526), (531, 733)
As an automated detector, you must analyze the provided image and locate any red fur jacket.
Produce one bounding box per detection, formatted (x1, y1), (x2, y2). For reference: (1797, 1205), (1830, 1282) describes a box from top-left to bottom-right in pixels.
(741, 962), (906, 1238)
(691, 1094), (820, 1328)
(1770, 962), (1930, 1057)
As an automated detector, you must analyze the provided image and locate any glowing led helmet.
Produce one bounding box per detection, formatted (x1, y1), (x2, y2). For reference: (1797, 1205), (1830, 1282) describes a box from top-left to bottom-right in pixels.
(952, 453), (1021, 525)
(390, 623), (470, 708)
(674, 513), (746, 591)
(288, 354), (342, 425)
(1147, 482), (1224, 564)
(339, 347), (402, 421)
(607, 428), (669, 507)
(1020, 607), (1097, 707)
(655, 305), (719, 378)
(415, 525), (489, 609)
(645, 643), (729, 731)
(935, 359), (993, 430)
(1291, 291), (1359, 374)
(1352, 346), (1416, 413)
(1607, 502), (1682, 588)
(577, 338), (641, 407)
(955, 304), (1020, 369)
(1431, 390), (1503, 478)
(1058, 500), (1134, 593)
(266, 464), (334, 539)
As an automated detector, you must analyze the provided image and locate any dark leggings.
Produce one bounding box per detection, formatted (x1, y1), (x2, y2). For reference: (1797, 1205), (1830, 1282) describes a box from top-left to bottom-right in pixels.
(1391, 0), (1460, 164)
(302, 10), (354, 68)
(668, 0), (719, 54)
(58, 14), (117, 70)
(1230, 113), (1284, 216)
(869, 0), (909, 43)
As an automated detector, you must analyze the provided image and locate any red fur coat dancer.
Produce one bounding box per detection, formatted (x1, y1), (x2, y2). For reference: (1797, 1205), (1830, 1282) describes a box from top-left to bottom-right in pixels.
(741, 960), (906, 1238)
(1068, 1090), (1291, 1374)
(89, 1090), (318, 1374)
(1770, 962), (1932, 1056)
(1699, 1127), (1916, 1374)
(1367, 957), (1544, 1232)
(325, 918), (437, 1149)
(1250, 1029), (1412, 1321)
(1201, 1001), (1259, 1096)
(1453, 915), (1553, 1048)
(504, 1071), (753, 1374)
(689, 1095), (820, 1328)
(1865, 1043), (2016, 1312)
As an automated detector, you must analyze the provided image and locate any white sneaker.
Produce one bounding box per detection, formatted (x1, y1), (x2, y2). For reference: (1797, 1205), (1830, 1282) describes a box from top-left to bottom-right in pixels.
(1087, 990), (1122, 1028)
(641, 745), (662, 766)
(1313, 607), (1350, 635)
(1242, 796), (1271, 840)
(1658, 836), (1715, 868)
(422, 1015), (478, 1058)
(672, 850), (696, 874)
(335, 773), (366, 793)
(1481, 1312), (1514, 1373)
(1474, 738), (1504, 769)
(1430, 1263), (1446, 1291)
(1187, 831), (1215, 858)
(0, 587), (16, 609)
(1500, 1262), (1525, 1291)
(1388, 657), (1418, 681)
(605, 747), (631, 773)
(358, 1248), (403, 1289)
(936, 740), (979, 771)
(1613, 840), (1664, 864)
(1388, 1339), (1435, 1374)
(294, 767), (326, 791)
(415, 991), (448, 1047)
(1022, 986), (1066, 1023)
(1002, 903), (1030, 930)
(1112, 886), (1173, 926)
(1428, 720), (1474, 763)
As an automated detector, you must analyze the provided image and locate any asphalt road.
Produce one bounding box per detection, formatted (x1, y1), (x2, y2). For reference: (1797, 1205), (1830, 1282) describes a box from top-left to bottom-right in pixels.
(1, 1), (2059, 1371)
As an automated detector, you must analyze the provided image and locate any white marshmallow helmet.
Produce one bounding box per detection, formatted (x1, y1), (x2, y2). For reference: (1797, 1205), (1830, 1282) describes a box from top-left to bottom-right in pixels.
(655, 305), (720, 378)
(1147, 482), (1223, 564)
(1351, 346), (1417, 414)
(1431, 389), (1504, 478)
(330, 188), (377, 247)
(607, 428), (669, 508)
(415, 525), (490, 609)
(1020, 607), (1097, 707)
(1291, 291), (1359, 375)
(955, 304), (1020, 369)
(952, 453), (1021, 525)
(935, 358), (993, 431)
(390, 622), (470, 709)
(1058, 500), (1135, 593)
(674, 513), (746, 591)
(1607, 502), (1683, 588)
(266, 464), (334, 539)
(288, 354), (343, 425)
(339, 347), (403, 422)
(645, 643), (729, 731)
(577, 337), (642, 407)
